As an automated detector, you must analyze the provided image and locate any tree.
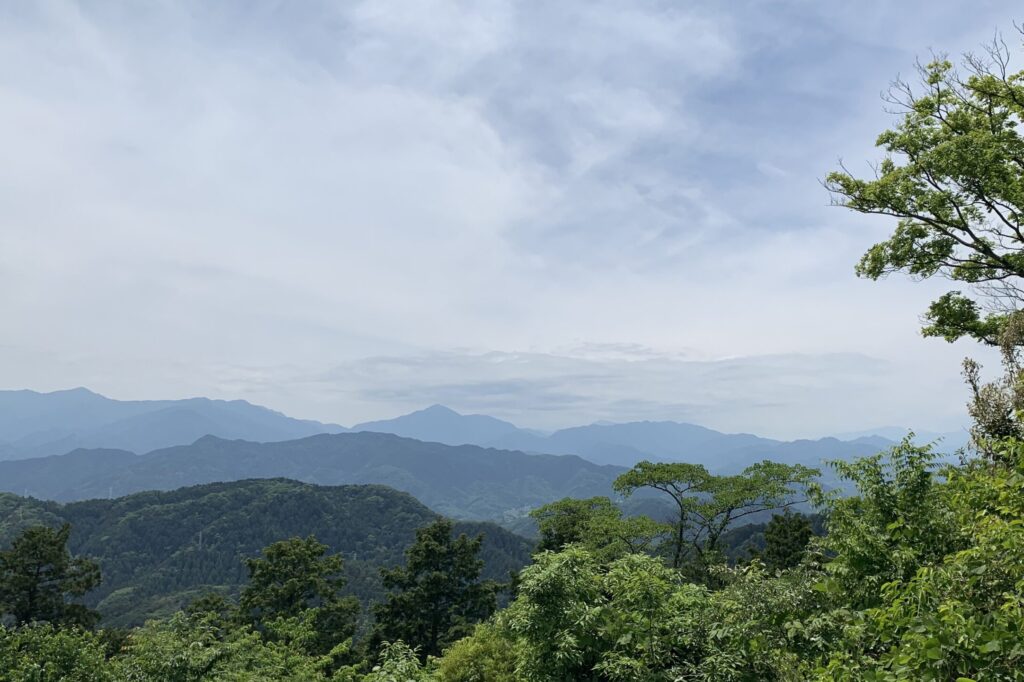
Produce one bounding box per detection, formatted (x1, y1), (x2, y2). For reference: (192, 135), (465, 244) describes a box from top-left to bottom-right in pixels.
(818, 437), (1024, 680)
(373, 519), (496, 660)
(0, 623), (112, 681)
(826, 32), (1024, 345)
(112, 611), (338, 681)
(0, 524), (100, 628)
(502, 546), (711, 681)
(810, 439), (962, 609)
(761, 511), (813, 571)
(613, 461), (817, 575)
(530, 496), (667, 561)
(238, 535), (359, 657)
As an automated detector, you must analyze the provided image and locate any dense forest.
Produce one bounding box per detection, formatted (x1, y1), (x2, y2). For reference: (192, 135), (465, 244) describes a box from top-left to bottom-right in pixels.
(0, 479), (534, 627)
(5, 28), (1024, 682)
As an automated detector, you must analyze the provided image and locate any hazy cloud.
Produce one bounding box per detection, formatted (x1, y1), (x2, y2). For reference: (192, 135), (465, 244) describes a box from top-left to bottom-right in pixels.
(0, 0), (1014, 435)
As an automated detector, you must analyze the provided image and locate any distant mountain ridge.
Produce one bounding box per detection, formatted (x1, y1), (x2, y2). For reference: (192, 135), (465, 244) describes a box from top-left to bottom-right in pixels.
(0, 431), (626, 521)
(0, 387), (942, 471)
(0, 388), (346, 460)
(352, 404), (530, 447)
(351, 408), (905, 471)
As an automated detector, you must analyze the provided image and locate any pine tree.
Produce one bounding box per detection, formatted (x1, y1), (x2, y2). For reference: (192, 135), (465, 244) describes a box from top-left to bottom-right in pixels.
(761, 511), (813, 571)
(372, 519), (496, 660)
(238, 535), (359, 656)
(0, 524), (100, 628)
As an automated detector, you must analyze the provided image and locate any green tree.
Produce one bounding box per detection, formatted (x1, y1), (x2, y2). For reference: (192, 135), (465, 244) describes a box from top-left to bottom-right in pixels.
(810, 439), (962, 609)
(363, 641), (428, 682)
(373, 519), (496, 661)
(0, 623), (112, 681)
(0, 524), (100, 628)
(530, 496), (667, 561)
(238, 535), (359, 658)
(826, 33), (1024, 345)
(503, 546), (711, 681)
(503, 546), (606, 680)
(111, 611), (338, 681)
(613, 461), (817, 575)
(761, 511), (813, 571)
(818, 438), (1024, 680)
(434, 623), (518, 682)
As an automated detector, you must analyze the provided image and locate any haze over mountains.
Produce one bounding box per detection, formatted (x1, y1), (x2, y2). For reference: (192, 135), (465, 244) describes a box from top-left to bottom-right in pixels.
(0, 388), (964, 471)
(0, 432), (624, 521)
(0, 387), (958, 532)
(0, 388), (345, 460)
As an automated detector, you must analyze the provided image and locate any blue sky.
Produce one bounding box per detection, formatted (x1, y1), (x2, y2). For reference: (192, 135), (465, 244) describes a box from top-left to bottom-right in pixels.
(0, 1), (1016, 436)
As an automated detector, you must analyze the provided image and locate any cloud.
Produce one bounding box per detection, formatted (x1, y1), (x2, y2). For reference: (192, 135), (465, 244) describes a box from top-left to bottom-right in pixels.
(270, 348), (967, 439)
(0, 0), (1014, 435)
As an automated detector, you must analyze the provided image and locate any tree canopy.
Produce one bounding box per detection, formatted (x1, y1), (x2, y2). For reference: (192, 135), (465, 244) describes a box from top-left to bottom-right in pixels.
(827, 32), (1024, 345)
(372, 519), (497, 661)
(613, 460), (817, 575)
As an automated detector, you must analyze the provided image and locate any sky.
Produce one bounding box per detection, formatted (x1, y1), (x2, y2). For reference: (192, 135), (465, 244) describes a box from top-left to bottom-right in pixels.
(0, 0), (1018, 438)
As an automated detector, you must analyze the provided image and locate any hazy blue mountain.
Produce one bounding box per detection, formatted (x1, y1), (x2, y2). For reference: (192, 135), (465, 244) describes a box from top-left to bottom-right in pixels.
(0, 388), (346, 460)
(491, 421), (775, 467)
(0, 388), (931, 476)
(0, 432), (625, 521)
(352, 404), (532, 446)
(0, 479), (533, 626)
(351, 406), (912, 470)
(833, 426), (971, 451)
(711, 437), (898, 474)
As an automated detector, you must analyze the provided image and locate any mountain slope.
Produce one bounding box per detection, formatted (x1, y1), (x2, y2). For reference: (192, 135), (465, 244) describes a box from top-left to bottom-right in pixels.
(0, 432), (626, 520)
(0, 479), (533, 626)
(492, 421), (776, 467)
(0, 388), (346, 460)
(350, 406), (903, 470)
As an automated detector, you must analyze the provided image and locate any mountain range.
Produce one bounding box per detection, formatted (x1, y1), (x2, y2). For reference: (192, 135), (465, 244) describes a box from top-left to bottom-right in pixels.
(0, 431), (625, 521)
(0, 479), (533, 626)
(0, 388), (952, 472)
(0, 388), (345, 460)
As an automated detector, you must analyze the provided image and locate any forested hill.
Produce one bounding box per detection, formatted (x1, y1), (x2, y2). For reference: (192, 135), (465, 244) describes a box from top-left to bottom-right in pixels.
(0, 479), (533, 626)
(0, 431), (625, 521)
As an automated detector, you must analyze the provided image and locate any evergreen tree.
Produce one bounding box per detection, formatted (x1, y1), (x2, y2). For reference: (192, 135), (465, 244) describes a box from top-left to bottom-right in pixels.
(761, 510), (812, 571)
(238, 535), (359, 657)
(0, 523), (100, 628)
(373, 519), (496, 660)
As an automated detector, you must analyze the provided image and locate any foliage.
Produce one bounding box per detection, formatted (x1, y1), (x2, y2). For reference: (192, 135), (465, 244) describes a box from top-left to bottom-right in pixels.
(363, 641), (428, 682)
(826, 33), (1024, 345)
(502, 547), (709, 681)
(110, 611), (338, 681)
(0, 524), (100, 628)
(529, 496), (667, 561)
(239, 535), (360, 658)
(817, 439), (1024, 680)
(373, 520), (497, 661)
(503, 547), (606, 680)
(0, 624), (111, 681)
(811, 439), (962, 608)
(761, 511), (814, 571)
(433, 623), (518, 682)
(0, 479), (532, 627)
(613, 460), (817, 575)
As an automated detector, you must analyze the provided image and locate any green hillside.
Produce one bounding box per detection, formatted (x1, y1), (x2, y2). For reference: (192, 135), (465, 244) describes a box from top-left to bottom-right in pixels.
(0, 479), (533, 626)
